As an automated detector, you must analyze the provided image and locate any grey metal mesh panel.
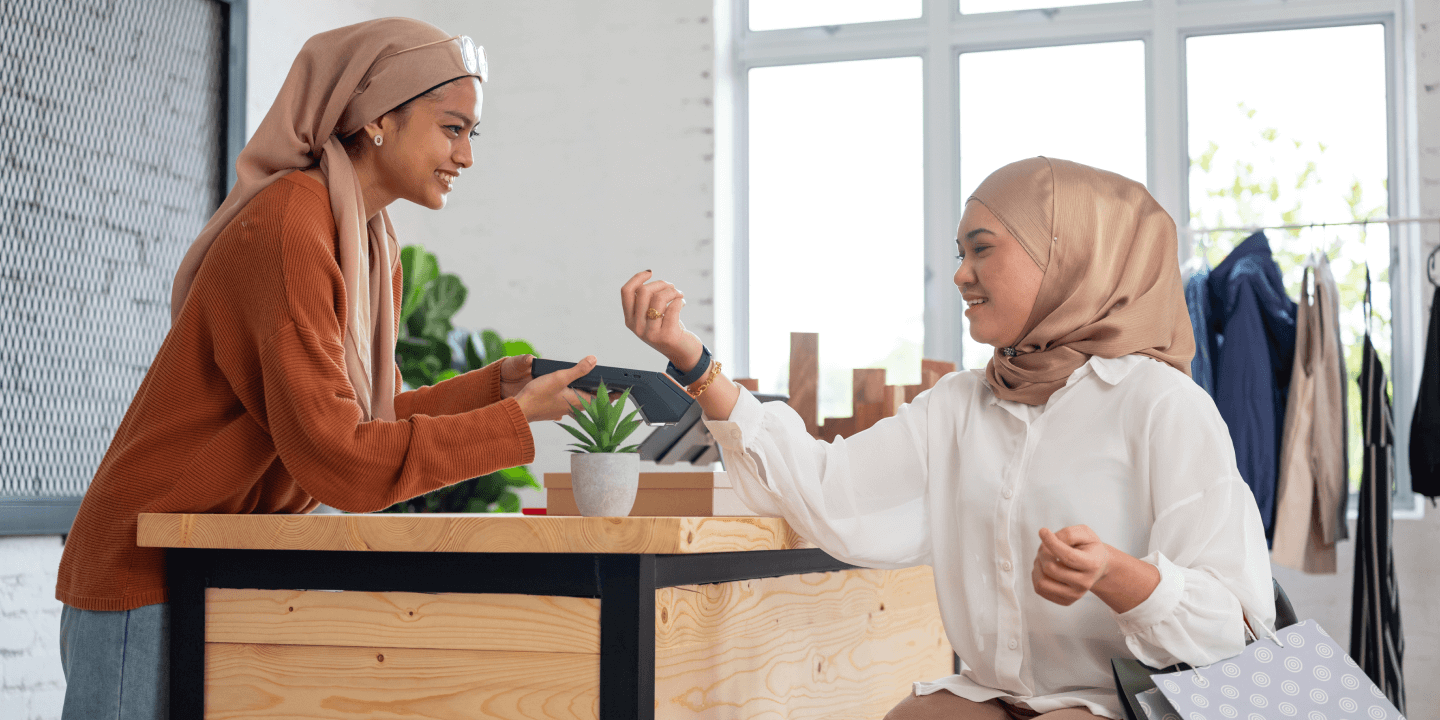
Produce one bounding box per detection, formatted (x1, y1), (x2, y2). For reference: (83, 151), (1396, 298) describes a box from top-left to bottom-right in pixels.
(0, 0), (225, 497)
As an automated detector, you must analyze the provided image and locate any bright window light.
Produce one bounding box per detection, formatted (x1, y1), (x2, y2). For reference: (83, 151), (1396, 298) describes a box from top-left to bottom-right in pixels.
(749, 57), (924, 419)
(749, 0), (922, 31)
(961, 0), (1133, 15)
(958, 40), (1147, 369)
(1187, 25), (1389, 490)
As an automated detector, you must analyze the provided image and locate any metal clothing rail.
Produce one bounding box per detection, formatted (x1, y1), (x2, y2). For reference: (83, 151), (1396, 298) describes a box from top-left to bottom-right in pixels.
(1181, 216), (1440, 235)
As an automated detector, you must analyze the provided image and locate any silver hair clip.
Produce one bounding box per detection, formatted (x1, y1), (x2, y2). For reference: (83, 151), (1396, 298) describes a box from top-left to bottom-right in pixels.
(1002, 347), (1018, 357)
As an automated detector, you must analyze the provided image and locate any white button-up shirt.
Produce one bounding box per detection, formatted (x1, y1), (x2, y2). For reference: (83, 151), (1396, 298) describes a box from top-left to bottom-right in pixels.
(705, 355), (1274, 719)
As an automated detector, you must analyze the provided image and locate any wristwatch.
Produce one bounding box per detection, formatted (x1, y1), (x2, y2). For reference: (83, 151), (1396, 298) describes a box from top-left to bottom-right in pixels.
(665, 344), (712, 387)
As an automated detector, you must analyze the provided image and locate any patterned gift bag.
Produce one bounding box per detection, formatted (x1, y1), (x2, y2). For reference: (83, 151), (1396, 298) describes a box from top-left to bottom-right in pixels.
(1147, 620), (1405, 720)
(1134, 686), (1181, 720)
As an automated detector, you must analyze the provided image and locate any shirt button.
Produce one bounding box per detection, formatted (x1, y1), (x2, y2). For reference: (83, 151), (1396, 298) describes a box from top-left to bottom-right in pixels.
(1002, 488), (1014, 499)
(1008, 639), (1019, 650)
(1002, 560), (1013, 572)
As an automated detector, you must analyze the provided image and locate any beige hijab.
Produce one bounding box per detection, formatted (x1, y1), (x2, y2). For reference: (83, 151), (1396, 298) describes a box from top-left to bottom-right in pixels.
(970, 157), (1194, 406)
(170, 18), (486, 421)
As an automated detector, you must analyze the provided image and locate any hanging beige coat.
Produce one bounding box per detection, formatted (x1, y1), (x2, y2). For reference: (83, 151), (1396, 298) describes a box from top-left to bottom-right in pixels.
(1271, 252), (1347, 573)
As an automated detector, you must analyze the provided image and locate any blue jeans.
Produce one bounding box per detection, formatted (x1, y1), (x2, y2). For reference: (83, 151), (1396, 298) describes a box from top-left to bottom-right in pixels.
(59, 602), (169, 720)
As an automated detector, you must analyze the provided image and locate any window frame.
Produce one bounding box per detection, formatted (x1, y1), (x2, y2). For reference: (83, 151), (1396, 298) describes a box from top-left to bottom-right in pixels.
(719, 0), (1425, 512)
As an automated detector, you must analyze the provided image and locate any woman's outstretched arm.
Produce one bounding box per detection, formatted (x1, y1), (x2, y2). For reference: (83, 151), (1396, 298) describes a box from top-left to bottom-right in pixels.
(618, 270), (934, 569)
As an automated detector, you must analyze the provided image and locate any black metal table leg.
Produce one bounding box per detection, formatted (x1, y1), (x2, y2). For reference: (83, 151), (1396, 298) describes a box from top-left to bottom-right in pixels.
(166, 548), (206, 720)
(598, 554), (656, 720)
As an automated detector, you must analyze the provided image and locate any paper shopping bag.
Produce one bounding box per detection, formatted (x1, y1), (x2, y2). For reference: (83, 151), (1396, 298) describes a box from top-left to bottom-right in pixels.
(1133, 686), (1181, 720)
(1152, 620), (1405, 720)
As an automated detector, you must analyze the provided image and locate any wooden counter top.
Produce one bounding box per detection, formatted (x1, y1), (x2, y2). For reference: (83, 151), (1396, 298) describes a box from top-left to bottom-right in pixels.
(138, 513), (811, 555)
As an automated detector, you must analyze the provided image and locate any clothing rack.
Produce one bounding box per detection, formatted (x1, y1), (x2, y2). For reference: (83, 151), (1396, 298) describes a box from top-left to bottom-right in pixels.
(1181, 215), (1440, 236)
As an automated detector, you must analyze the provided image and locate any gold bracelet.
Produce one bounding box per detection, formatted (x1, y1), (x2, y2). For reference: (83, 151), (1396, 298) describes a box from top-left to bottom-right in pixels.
(688, 360), (722, 398)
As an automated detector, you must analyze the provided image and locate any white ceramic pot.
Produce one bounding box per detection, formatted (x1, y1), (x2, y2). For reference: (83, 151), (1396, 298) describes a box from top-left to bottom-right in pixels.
(569, 452), (640, 517)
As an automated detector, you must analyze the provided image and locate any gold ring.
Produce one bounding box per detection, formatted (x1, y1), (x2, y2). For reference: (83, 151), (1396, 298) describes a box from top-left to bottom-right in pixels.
(646, 308), (664, 320)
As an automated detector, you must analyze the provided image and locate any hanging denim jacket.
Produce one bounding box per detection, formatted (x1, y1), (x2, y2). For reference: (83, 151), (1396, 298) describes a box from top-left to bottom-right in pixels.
(1206, 231), (1297, 538)
(1185, 264), (1216, 396)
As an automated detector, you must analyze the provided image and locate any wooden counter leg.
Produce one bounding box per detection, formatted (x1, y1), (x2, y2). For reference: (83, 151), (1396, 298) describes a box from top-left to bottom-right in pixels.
(598, 555), (656, 720)
(167, 548), (207, 720)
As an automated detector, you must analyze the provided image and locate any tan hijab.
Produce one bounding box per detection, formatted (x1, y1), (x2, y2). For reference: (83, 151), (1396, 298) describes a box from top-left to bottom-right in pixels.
(970, 157), (1194, 406)
(170, 18), (486, 421)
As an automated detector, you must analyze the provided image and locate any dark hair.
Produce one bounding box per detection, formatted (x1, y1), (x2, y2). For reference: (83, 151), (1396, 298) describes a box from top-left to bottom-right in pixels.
(339, 77), (469, 155)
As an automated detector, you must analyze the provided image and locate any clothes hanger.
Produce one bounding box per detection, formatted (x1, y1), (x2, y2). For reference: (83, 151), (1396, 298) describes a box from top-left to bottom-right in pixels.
(1181, 228), (1213, 278)
(1428, 243), (1439, 288)
(1363, 263), (1374, 338)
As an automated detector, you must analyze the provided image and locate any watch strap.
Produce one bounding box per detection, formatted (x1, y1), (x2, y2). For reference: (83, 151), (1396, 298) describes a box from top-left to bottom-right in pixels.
(666, 345), (711, 387)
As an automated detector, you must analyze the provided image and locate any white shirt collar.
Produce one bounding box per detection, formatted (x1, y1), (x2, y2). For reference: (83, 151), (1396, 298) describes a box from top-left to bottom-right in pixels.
(983, 354), (1151, 415)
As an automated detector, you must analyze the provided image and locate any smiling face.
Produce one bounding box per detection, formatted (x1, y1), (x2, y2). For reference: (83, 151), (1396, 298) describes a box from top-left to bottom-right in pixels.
(953, 199), (1045, 349)
(369, 77), (483, 210)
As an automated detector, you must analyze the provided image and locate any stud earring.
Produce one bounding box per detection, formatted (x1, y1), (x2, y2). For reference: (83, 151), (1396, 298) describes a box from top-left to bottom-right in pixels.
(374, 135), (383, 147)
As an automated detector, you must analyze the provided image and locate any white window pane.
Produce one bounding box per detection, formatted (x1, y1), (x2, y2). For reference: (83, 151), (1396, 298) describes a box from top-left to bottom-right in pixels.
(961, 0), (1133, 15)
(750, 0), (921, 31)
(749, 58), (924, 419)
(1187, 25), (1389, 491)
(958, 41), (1146, 368)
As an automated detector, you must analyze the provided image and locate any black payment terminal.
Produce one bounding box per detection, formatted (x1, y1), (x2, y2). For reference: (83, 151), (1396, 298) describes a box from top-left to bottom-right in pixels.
(530, 358), (695, 425)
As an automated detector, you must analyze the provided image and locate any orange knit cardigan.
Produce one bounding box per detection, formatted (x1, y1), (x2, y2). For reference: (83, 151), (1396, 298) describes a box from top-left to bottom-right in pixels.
(56, 172), (534, 611)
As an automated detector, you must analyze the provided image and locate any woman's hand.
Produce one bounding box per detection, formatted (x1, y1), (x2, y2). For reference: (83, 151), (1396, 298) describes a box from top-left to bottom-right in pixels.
(514, 356), (598, 422)
(621, 270), (704, 373)
(498, 355), (535, 399)
(1032, 525), (1111, 606)
(1032, 525), (1160, 614)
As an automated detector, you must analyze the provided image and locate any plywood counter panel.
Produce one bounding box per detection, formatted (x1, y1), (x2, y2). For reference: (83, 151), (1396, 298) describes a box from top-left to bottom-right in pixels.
(205, 643), (598, 720)
(139, 513), (809, 555)
(654, 567), (951, 719)
(207, 589), (601, 654)
(154, 512), (950, 720)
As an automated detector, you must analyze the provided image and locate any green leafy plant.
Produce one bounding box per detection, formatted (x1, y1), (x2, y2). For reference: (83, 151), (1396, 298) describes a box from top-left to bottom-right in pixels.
(383, 244), (540, 514)
(396, 245), (537, 388)
(557, 381), (642, 453)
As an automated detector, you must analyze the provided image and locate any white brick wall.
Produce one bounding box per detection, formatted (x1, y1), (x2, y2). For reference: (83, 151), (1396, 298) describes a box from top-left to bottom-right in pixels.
(0, 536), (65, 720)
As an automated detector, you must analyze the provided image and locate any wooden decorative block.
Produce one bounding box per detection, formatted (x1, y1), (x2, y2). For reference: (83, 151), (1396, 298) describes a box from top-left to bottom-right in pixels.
(852, 368), (886, 433)
(922, 359), (956, 388)
(787, 332), (819, 437)
(881, 384), (904, 419)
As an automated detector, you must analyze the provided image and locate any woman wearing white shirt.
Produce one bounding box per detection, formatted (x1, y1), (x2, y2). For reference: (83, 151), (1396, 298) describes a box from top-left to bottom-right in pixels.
(620, 157), (1274, 720)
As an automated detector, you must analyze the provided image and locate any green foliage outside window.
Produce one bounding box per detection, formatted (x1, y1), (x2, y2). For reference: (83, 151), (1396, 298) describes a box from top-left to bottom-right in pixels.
(382, 245), (541, 514)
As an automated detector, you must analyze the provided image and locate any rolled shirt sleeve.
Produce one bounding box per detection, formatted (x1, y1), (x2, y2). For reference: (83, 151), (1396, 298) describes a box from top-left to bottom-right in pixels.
(705, 388), (933, 569)
(1115, 382), (1275, 669)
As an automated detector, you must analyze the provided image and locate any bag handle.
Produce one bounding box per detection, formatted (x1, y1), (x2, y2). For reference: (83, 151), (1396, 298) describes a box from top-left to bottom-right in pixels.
(1241, 605), (1285, 648)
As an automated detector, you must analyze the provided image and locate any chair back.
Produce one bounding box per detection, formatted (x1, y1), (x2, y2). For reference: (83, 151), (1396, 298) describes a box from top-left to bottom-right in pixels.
(1273, 578), (1298, 629)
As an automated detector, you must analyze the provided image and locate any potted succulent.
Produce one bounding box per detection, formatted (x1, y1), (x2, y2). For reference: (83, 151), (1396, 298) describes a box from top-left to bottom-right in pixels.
(557, 381), (642, 517)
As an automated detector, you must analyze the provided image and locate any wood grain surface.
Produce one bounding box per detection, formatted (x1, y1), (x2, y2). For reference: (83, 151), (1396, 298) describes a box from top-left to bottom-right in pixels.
(205, 643), (597, 720)
(139, 513), (808, 554)
(654, 566), (952, 719)
(544, 488), (757, 518)
(206, 589), (600, 653)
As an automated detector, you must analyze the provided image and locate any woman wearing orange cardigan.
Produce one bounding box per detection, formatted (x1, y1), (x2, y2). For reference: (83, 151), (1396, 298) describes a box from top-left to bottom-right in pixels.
(53, 18), (593, 720)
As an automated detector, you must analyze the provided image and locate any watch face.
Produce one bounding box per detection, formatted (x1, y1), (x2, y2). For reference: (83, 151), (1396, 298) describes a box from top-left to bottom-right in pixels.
(459, 36), (487, 80)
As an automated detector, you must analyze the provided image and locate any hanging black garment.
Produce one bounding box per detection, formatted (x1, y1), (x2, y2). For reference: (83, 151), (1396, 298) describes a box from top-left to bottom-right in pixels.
(1410, 284), (1440, 502)
(1350, 330), (1405, 713)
